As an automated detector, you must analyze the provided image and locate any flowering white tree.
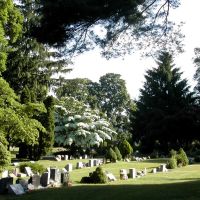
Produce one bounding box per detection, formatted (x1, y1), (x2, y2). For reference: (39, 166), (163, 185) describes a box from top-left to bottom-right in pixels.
(55, 97), (117, 147)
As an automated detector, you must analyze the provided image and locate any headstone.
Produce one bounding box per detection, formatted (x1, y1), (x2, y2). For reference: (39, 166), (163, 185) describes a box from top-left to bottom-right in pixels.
(13, 162), (19, 166)
(18, 179), (28, 191)
(106, 173), (117, 181)
(160, 164), (168, 172)
(129, 168), (136, 178)
(89, 159), (94, 167)
(79, 156), (82, 159)
(32, 174), (40, 189)
(55, 170), (61, 184)
(83, 154), (88, 159)
(13, 168), (20, 176)
(1, 170), (9, 178)
(120, 169), (128, 180)
(93, 159), (99, 166)
(55, 156), (61, 161)
(8, 184), (25, 195)
(65, 163), (73, 172)
(30, 161), (35, 163)
(25, 167), (33, 177)
(76, 162), (83, 169)
(62, 168), (68, 173)
(0, 177), (13, 194)
(50, 168), (58, 181)
(143, 168), (147, 175)
(40, 172), (50, 187)
(152, 168), (157, 174)
(64, 155), (69, 160)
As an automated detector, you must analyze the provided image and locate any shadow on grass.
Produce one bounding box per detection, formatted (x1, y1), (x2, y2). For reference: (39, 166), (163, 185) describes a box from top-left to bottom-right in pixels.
(3, 178), (200, 200)
(142, 158), (169, 163)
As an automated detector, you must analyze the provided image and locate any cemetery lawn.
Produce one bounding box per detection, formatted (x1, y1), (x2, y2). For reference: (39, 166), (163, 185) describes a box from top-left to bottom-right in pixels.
(2, 159), (200, 200)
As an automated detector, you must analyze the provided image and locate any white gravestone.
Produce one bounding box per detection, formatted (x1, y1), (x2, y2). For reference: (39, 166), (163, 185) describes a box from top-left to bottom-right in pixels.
(120, 169), (128, 180)
(25, 167), (33, 177)
(152, 168), (157, 174)
(1, 170), (9, 178)
(65, 163), (73, 172)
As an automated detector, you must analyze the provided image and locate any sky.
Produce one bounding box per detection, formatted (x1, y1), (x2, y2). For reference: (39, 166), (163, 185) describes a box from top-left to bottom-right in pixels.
(64, 0), (200, 99)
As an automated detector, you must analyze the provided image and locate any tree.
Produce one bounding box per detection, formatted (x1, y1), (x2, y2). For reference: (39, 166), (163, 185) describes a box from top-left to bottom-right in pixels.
(55, 78), (91, 102)
(3, 0), (71, 102)
(30, 0), (182, 58)
(133, 52), (196, 153)
(55, 98), (117, 148)
(114, 146), (122, 161)
(119, 139), (133, 159)
(99, 73), (134, 139)
(32, 96), (55, 160)
(106, 147), (117, 162)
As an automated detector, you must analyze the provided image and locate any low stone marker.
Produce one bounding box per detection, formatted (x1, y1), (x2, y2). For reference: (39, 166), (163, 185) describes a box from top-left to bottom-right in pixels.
(0, 177), (13, 194)
(152, 168), (157, 173)
(129, 168), (136, 178)
(50, 168), (58, 181)
(106, 172), (117, 181)
(40, 172), (50, 187)
(25, 167), (33, 177)
(8, 184), (25, 195)
(1, 170), (9, 178)
(32, 174), (40, 189)
(120, 169), (128, 180)
(160, 164), (168, 172)
(65, 163), (73, 172)
(76, 162), (83, 169)
(88, 159), (94, 167)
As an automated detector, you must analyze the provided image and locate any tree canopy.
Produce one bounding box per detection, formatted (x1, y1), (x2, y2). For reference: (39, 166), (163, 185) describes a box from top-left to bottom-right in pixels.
(26, 0), (182, 58)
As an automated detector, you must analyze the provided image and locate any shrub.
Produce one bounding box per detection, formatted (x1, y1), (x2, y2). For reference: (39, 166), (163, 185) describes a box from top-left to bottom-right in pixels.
(176, 148), (189, 167)
(169, 149), (177, 157)
(0, 143), (11, 173)
(90, 167), (107, 184)
(106, 148), (117, 162)
(19, 162), (45, 174)
(119, 139), (133, 159)
(114, 146), (122, 161)
(167, 156), (177, 169)
(81, 167), (107, 184)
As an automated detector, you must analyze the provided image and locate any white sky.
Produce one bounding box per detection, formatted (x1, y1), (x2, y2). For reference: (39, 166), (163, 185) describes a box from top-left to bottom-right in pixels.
(64, 0), (200, 99)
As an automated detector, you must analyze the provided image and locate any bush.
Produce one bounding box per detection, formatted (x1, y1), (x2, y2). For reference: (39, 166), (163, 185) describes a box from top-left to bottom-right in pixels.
(90, 167), (107, 184)
(169, 149), (177, 157)
(114, 146), (122, 161)
(176, 148), (189, 167)
(0, 143), (11, 173)
(119, 139), (133, 159)
(167, 156), (177, 169)
(19, 162), (45, 174)
(106, 148), (117, 162)
(81, 167), (107, 184)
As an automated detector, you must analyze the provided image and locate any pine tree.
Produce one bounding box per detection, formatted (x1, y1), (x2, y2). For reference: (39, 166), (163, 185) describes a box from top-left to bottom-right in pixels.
(133, 52), (195, 154)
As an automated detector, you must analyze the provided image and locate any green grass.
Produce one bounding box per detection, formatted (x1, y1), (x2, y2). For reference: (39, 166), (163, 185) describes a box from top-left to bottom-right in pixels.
(2, 159), (200, 200)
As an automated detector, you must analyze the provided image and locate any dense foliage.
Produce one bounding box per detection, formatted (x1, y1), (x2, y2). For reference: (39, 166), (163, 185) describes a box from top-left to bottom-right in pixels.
(55, 98), (116, 148)
(133, 52), (196, 154)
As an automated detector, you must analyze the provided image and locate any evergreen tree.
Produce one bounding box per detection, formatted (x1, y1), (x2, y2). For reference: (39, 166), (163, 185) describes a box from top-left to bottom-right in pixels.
(119, 139), (133, 159)
(133, 52), (195, 153)
(29, 0), (181, 58)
